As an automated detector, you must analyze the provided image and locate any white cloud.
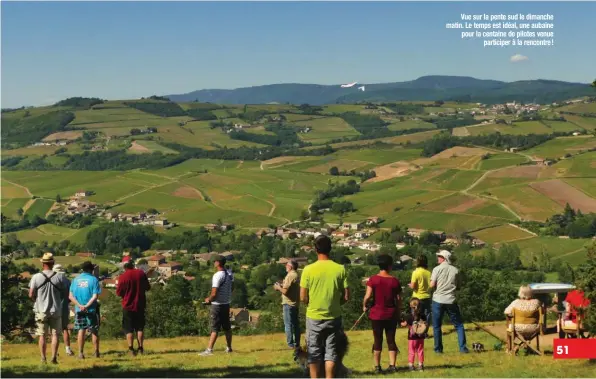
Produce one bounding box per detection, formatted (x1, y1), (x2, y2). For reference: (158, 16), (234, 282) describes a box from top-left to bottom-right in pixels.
(510, 54), (529, 63)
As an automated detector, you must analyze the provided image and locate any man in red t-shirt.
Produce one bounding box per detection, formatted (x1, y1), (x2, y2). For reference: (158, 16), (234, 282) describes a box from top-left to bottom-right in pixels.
(116, 262), (150, 356)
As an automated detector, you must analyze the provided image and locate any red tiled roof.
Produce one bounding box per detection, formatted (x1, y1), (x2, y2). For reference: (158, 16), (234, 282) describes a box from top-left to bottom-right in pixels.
(148, 255), (165, 261)
(159, 262), (182, 268)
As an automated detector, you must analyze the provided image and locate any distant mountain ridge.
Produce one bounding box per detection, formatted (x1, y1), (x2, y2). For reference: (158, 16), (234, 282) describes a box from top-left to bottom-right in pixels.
(167, 75), (593, 105)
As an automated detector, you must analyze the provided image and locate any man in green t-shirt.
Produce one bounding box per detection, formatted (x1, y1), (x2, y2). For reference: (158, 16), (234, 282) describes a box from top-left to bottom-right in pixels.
(300, 235), (350, 379)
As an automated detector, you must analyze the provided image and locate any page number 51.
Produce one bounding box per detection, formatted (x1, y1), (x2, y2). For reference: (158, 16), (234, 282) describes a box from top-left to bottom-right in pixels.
(553, 339), (596, 359)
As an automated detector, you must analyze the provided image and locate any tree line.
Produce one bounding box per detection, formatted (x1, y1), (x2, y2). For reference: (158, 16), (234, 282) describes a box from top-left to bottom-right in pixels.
(54, 97), (105, 109)
(3, 219), (595, 341)
(229, 124), (308, 147)
(329, 166), (377, 182)
(419, 131), (563, 157)
(1, 111), (76, 148)
(515, 203), (596, 239)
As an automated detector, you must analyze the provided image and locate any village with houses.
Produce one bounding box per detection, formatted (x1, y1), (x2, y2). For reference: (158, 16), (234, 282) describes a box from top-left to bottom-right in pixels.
(48, 189), (174, 228)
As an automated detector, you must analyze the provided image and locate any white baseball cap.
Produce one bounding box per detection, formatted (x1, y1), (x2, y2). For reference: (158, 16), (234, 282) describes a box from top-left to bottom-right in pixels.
(436, 250), (451, 262)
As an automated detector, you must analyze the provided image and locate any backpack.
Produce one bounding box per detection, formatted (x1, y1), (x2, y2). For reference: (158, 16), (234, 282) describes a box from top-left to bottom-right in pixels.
(409, 310), (428, 338)
(34, 272), (65, 320)
(411, 320), (429, 337)
(37, 272), (64, 293)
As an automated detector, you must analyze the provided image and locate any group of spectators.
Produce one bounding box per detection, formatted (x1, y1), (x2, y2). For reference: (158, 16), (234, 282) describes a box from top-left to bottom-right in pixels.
(28, 253), (150, 364)
(28, 236), (590, 377)
(273, 236), (470, 378)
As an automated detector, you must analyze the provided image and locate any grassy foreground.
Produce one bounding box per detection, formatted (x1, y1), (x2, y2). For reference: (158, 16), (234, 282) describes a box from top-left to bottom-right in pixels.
(1, 327), (594, 377)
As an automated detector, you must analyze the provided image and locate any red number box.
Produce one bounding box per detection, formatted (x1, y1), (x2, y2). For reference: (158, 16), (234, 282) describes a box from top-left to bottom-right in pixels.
(553, 339), (596, 359)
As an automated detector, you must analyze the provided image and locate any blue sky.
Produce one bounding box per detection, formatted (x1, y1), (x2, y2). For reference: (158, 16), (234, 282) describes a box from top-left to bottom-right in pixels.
(2, 1), (595, 108)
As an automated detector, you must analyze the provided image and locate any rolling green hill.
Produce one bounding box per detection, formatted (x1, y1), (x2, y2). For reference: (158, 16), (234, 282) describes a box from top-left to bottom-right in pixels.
(168, 76), (595, 105)
(1, 93), (595, 259)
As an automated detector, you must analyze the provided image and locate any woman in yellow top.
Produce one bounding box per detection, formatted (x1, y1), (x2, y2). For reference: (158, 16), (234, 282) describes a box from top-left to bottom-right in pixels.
(409, 255), (431, 319)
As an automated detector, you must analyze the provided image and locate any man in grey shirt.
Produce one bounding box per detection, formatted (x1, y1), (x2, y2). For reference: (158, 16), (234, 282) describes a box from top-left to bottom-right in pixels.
(29, 253), (70, 364)
(430, 250), (469, 354)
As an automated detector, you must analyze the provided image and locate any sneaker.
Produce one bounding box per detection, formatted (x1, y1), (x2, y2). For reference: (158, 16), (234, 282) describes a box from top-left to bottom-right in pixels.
(417, 365), (424, 372)
(386, 365), (397, 373)
(78, 353), (85, 360)
(460, 348), (470, 354)
(225, 347), (233, 353)
(374, 366), (383, 374)
(50, 357), (58, 365)
(65, 347), (74, 357)
(199, 348), (213, 356)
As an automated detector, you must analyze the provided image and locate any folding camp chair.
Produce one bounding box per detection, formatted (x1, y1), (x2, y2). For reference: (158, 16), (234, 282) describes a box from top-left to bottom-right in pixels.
(558, 308), (591, 339)
(506, 306), (543, 356)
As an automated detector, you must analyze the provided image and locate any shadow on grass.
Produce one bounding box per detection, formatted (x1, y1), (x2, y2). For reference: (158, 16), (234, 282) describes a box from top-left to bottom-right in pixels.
(2, 363), (304, 378)
(100, 347), (291, 357)
(350, 362), (481, 376)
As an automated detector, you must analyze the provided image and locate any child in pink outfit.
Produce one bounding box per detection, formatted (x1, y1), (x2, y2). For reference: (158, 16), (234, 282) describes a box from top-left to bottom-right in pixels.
(401, 298), (426, 371)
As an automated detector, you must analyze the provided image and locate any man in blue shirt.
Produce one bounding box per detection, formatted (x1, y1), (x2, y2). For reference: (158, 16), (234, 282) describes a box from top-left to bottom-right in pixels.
(69, 261), (102, 359)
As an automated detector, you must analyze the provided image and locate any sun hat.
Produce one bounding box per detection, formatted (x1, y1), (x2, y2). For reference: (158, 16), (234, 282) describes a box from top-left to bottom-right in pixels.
(40, 252), (55, 264)
(436, 250), (451, 263)
(53, 264), (64, 272)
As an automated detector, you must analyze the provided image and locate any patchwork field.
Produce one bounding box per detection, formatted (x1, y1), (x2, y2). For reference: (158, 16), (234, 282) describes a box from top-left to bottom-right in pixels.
(487, 185), (563, 221)
(523, 136), (596, 159)
(13, 249), (117, 271)
(25, 198), (55, 218)
(478, 154), (529, 170)
(545, 151), (596, 177)
(301, 130), (440, 150)
(294, 117), (361, 144)
(1, 179), (31, 198)
(3, 98), (596, 252)
(413, 147), (489, 170)
(514, 236), (593, 266)
(564, 178), (596, 198)
(387, 119), (436, 131)
(425, 169), (485, 191)
(12, 224), (93, 245)
(465, 121), (554, 136)
(42, 131), (83, 141)
(1, 198), (30, 218)
(469, 224), (535, 244)
(565, 114), (596, 130)
(130, 140), (180, 154)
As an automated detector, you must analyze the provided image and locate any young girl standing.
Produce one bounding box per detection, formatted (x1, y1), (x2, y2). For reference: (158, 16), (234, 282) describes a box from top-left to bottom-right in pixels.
(401, 298), (427, 371)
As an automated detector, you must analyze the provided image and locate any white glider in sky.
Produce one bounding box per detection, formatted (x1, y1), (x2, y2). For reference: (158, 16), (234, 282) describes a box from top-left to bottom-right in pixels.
(340, 82), (358, 88)
(358, 86), (365, 92)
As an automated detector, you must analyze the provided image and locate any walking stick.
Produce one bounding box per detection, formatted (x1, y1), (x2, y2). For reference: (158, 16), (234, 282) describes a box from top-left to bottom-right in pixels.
(350, 309), (368, 331)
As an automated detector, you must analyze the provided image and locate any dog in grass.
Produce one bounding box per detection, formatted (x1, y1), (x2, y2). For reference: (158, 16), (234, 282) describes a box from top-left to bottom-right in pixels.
(294, 330), (351, 378)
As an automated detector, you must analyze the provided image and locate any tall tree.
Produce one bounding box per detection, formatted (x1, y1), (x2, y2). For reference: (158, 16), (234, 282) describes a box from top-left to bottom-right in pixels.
(1, 258), (35, 339)
(574, 242), (596, 336)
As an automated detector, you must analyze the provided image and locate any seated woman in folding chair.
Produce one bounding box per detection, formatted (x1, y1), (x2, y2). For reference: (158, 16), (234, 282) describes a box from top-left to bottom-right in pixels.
(504, 285), (543, 355)
(557, 289), (591, 338)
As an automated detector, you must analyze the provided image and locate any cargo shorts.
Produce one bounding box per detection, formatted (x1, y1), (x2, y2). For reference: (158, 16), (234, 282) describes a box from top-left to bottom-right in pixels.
(306, 317), (343, 364)
(34, 312), (62, 337)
